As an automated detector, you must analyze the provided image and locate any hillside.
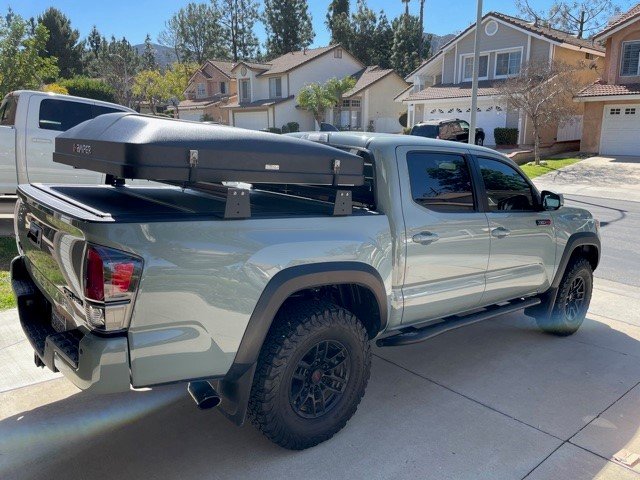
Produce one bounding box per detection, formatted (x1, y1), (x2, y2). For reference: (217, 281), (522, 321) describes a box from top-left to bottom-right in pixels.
(133, 42), (178, 68)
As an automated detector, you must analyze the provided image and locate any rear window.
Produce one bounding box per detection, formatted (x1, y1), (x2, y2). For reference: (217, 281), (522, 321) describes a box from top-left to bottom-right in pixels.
(93, 105), (125, 117)
(0, 95), (17, 126)
(39, 99), (93, 131)
(411, 124), (439, 138)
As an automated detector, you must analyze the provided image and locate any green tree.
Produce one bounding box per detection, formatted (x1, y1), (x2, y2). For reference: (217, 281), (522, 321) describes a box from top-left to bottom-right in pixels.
(371, 11), (393, 68)
(87, 25), (101, 59)
(350, 0), (377, 65)
(298, 82), (334, 125)
(88, 36), (140, 107)
(37, 7), (82, 79)
(264, 0), (314, 58)
(214, 0), (260, 61)
(58, 76), (116, 102)
(326, 0), (351, 45)
(141, 33), (157, 70)
(391, 13), (421, 77)
(132, 69), (165, 114)
(0, 12), (58, 97)
(162, 3), (226, 64)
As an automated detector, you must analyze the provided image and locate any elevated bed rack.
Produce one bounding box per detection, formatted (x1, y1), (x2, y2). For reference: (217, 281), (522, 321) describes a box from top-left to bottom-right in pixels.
(53, 113), (365, 218)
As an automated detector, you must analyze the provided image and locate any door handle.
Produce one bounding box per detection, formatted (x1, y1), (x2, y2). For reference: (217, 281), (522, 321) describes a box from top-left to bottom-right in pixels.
(412, 232), (439, 245)
(491, 227), (511, 238)
(31, 137), (52, 144)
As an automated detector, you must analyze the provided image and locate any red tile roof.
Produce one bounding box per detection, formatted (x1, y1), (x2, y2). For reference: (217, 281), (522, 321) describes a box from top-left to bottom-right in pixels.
(404, 80), (505, 102)
(594, 4), (640, 40)
(576, 79), (640, 98)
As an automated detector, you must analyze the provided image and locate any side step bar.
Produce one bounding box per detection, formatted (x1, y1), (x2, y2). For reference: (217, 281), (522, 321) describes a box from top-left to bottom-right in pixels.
(376, 297), (541, 348)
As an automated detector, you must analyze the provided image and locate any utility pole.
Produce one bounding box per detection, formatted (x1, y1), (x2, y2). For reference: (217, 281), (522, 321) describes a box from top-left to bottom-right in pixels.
(468, 0), (483, 145)
(418, 0), (426, 60)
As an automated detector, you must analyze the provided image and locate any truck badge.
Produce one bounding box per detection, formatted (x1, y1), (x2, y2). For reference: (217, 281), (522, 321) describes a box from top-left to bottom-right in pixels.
(73, 143), (91, 155)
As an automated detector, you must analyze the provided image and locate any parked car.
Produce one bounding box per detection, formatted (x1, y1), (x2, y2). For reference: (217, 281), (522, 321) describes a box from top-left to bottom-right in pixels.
(12, 114), (600, 450)
(411, 118), (485, 145)
(0, 90), (133, 194)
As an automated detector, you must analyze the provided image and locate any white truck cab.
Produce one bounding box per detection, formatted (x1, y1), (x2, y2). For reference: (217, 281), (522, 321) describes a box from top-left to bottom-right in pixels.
(0, 90), (133, 194)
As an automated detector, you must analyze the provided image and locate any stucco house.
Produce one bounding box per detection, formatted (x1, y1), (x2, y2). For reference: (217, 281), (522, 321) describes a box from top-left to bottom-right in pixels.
(399, 12), (604, 146)
(576, 4), (640, 155)
(224, 45), (408, 133)
(177, 60), (237, 123)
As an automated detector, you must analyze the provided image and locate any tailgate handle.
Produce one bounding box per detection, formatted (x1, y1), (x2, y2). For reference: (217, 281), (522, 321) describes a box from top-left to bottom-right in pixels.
(27, 223), (42, 247)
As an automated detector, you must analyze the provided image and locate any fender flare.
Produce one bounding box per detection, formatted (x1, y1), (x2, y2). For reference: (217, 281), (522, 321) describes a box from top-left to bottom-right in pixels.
(214, 261), (388, 425)
(551, 231), (600, 288)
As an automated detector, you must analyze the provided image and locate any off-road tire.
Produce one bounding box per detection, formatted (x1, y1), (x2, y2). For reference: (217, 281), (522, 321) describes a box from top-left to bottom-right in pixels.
(536, 257), (593, 336)
(247, 301), (371, 450)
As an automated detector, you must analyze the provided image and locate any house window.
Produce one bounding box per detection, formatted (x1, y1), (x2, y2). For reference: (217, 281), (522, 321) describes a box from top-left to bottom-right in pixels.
(240, 79), (250, 102)
(463, 54), (489, 81)
(610, 108), (621, 115)
(220, 81), (226, 94)
(269, 77), (282, 98)
(621, 41), (640, 76)
(585, 53), (596, 60)
(495, 50), (522, 77)
(196, 83), (206, 98)
(342, 99), (350, 107)
(485, 20), (498, 36)
(350, 99), (361, 108)
(334, 48), (342, 58)
(625, 108), (636, 115)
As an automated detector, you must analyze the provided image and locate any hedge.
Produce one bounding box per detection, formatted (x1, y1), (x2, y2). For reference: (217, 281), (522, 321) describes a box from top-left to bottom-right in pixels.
(494, 128), (519, 145)
(58, 77), (117, 103)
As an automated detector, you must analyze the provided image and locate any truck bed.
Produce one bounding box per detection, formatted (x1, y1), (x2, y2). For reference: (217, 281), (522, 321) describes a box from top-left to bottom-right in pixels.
(20, 183), (377, 222)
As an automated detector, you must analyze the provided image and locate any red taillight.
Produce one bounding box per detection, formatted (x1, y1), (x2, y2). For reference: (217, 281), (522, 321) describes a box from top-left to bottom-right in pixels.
(112, 262), (135, 293)
(86, 247), (105, 301)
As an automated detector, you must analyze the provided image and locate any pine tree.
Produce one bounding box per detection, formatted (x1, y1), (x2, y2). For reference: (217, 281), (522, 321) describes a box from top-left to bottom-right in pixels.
(141, 33), (157, 70)
(264, 0), (314, 58)
(372, 11), (393, 69)
(391, 13), (421, 77)
(37, 7), (82, 78)
(326, 0), (351, 46)
(214, 0), (259, 61)
(87, 25), (101, 59)
(350, 0), (377, 65)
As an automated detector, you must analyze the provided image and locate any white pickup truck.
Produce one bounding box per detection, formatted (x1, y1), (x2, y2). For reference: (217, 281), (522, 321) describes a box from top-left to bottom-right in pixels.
(0, 90), (132, 194)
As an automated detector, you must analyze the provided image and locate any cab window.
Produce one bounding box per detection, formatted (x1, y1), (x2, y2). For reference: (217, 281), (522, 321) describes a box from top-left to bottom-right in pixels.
(477, 157), (535, 211)
(39, 99), (93, 131)
(0, 95), (17, 126)
(406, 151), (475, 212)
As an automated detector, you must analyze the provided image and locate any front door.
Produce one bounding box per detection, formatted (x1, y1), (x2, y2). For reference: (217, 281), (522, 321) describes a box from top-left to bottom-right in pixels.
(399, 147), (490, 324)
(475, 156), (556, 304)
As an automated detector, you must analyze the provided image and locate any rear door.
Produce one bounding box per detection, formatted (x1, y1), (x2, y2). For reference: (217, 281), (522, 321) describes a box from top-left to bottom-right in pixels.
(0, 95), (17, 193)
(475, 156), (556, 303)
(398, 146), (490, 324)
(24, 96), (105, 185)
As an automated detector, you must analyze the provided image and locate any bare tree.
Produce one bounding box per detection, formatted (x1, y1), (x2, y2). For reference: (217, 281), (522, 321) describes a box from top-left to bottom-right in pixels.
(516, 0), (621, 39)
(496, 60), (584, 165)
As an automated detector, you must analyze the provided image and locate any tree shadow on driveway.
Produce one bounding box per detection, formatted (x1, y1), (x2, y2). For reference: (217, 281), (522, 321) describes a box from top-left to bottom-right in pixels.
(2, 312), (640, 479)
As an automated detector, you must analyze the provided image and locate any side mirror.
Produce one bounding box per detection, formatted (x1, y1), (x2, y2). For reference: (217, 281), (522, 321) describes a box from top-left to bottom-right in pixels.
(541, 190), (563, 210)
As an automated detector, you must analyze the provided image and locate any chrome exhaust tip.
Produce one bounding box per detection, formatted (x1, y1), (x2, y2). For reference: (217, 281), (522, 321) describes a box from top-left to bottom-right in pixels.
(187, 381), (221, 409)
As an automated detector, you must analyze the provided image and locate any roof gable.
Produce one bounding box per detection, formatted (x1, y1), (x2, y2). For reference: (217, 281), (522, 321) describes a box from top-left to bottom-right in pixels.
(343, 66), (407, 97)
(594, 4), (640, 41)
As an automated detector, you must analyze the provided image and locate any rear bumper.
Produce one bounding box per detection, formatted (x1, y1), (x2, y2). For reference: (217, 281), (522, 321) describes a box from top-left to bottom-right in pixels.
(11, 256), (131, 393)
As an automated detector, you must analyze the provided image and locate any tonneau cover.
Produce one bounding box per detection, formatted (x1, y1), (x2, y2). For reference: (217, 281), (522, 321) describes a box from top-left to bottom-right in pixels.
(53, 113), (364, 186)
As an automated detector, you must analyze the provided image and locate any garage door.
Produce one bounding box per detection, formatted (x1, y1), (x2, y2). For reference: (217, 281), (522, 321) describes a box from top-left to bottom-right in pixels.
(179, 110), (203, 121)
(600, 105), (640, 156)
(423, 103), (507, 145)
(234, 110), (269, 130)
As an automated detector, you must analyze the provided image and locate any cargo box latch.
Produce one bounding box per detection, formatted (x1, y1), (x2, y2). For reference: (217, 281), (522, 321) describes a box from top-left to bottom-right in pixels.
(188, 149), (199, 181)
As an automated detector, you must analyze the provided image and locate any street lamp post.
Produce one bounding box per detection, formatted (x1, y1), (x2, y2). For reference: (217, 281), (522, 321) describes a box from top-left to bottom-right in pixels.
(468, 0), (483, 144)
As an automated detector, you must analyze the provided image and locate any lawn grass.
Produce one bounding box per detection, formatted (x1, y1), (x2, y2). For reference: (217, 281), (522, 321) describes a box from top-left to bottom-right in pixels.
(520, 157), (583, 179)
(0, 237), (18, 310)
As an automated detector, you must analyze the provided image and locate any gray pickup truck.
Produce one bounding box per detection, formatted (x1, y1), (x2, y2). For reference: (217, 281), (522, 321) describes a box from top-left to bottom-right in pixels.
(12, 114), (600, 450)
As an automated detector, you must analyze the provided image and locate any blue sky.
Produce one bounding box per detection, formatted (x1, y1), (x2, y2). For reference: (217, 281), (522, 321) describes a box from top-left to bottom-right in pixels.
(5, 0), (562, 47)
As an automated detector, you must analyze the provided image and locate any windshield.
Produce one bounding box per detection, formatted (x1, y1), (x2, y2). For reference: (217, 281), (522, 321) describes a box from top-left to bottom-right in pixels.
(411, 124), (439, 138)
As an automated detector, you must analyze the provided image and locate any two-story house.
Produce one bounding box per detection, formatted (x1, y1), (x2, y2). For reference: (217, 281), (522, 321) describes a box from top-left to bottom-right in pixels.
(576, 4), (640, 155)
(400, 12), (604, 146)
(224, 45), (409, 133)
(178, 60), (237, 123)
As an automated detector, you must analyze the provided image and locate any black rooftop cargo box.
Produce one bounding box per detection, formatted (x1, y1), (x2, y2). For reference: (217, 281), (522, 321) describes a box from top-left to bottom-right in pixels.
(53, 113), (364, 186)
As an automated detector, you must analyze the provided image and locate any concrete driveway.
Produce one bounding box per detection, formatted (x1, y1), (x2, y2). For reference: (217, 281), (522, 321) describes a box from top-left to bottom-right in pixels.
(2, 156), (640, 479)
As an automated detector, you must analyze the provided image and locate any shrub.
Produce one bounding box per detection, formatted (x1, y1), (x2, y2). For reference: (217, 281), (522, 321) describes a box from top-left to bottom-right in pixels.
(266, 127), (282, 134)
(494, 128), (519, 145)
(58, 77), (117, 103)
(281, 124), (290, 134)
(201, 113), (214, 122)
(403, 127), (412, 135)
(42, 83), (69, 95)
(399, 111), (408, 127)
(286, 121), (299, 133)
